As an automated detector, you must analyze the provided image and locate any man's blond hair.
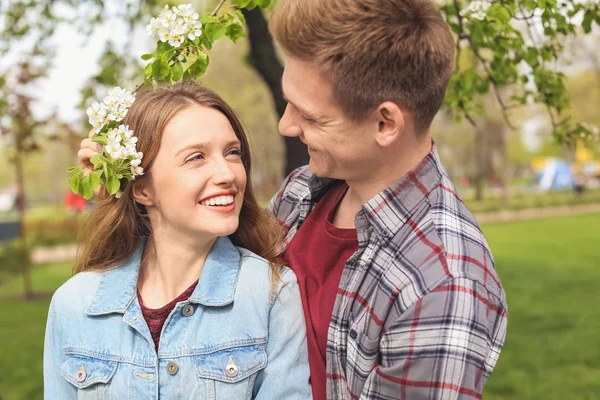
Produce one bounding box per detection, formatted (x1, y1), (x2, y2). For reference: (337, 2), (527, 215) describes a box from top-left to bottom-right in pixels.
(270, 0), (455, 134)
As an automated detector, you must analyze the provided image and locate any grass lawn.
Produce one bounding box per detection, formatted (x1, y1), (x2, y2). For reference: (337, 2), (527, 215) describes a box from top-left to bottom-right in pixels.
(0, 213), (599, 399)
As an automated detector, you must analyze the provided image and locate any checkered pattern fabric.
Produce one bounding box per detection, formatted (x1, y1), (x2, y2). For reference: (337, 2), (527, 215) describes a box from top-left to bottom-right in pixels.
(268, 143), (507, 399)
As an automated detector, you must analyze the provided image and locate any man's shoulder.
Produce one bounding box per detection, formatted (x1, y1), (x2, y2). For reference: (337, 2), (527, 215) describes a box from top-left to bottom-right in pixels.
(268, 165), (313, 217)
(277, 166), (313, 200)
(382, 176), (503, 302)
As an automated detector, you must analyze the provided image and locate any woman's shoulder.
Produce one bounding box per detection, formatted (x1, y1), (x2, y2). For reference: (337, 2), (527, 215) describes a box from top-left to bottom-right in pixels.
(236, 247), (297, 284)
(50, 269), (105, 311)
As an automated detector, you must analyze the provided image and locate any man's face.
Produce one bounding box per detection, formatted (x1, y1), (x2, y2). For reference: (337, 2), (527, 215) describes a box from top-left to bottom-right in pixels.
(280, 57), (380, 181)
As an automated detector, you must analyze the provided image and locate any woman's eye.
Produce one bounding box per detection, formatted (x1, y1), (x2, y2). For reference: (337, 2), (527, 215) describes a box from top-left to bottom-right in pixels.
(228, 148), (242, 157)
(185, 153), (204, 163)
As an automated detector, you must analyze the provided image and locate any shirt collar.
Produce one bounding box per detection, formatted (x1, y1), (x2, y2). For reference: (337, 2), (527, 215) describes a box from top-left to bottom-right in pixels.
(303, 141), (444, 238)
(86, 236), (241, 315)
(362, 142), (444, 237)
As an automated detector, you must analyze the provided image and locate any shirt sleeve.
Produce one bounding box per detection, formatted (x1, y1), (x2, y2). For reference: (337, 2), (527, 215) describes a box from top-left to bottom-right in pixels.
(44, 295), (78, 399)
(360, 277), (507, 400)
(253, 268), (312, 399)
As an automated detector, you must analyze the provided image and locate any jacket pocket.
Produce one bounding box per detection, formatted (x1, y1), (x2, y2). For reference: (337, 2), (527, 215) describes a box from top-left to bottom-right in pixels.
(195, 344), (267, 399)
(61, 354), (118, 399)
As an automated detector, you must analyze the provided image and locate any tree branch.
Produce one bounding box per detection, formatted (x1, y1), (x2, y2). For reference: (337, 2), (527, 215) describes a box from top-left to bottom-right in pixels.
(212, 0), (227, 16)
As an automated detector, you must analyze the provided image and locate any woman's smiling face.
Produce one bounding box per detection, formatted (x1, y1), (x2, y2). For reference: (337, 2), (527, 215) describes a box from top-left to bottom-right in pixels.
(135, 103), (247, 240)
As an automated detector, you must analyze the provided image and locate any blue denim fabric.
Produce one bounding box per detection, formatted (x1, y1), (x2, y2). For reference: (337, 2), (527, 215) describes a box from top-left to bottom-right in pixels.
(44, 237), (311, 399)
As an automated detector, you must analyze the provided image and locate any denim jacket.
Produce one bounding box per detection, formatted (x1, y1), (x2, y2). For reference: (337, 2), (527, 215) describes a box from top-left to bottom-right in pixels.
(44, 237), (311, 399)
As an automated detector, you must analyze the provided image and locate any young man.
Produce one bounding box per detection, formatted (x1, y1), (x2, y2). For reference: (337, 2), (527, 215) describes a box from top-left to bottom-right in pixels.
(267, 0), (507, 399)
(78, 0), (507, 398)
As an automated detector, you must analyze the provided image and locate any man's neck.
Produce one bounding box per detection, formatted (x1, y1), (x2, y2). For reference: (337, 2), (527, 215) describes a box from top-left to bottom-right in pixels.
(333, 134), (432, 228)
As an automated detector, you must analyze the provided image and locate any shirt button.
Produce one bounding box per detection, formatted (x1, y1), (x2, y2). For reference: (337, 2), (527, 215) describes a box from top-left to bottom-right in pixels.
(166, 361), (179, 376)
(182, 304), (194, 317)
(349, 329), (358, 339)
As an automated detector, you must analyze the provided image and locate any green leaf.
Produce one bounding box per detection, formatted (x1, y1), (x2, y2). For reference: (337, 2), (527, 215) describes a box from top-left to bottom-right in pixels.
(90, 154), (105, 166)
(256, 0), (272, 8)
(69, 171), (80, 194)
(225, 23), (245, 43)
(171, 61), (184, 81)
(236, 9), (246, 25)
(470, 24), (484, 46)
(92, 135), (108, 145)
(201, 33), (213, 50)
(200, 14), (215, 24)
(141, 53), (154, 61)
(144, 63), (153, 78)
(204, 22), (227, 43)
(582, 10), (593, 33)
(233, 0), (252, 7)
(106, 174), (121, 195)
(184, 52), (209, 79)
(152, 59), (170, 78)
(89, 171), (101, 190)
(79, 175), (94, 200)
(156, 40), (171, 57)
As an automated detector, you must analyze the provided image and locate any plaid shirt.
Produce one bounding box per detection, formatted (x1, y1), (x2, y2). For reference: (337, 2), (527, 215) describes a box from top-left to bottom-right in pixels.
(268, 144), (507, 400)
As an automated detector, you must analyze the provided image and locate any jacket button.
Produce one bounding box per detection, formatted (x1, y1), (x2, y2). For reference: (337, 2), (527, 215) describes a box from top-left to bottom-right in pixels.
(225, 356), (238, 378)
(349, 329), (358, 339)
(166, 361), (179, 376)
(75, 368), (87, 382)
(182, 304), (194, 317)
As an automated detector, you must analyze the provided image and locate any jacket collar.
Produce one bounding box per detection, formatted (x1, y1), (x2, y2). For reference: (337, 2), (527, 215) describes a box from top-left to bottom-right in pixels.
(86, 236), (241, 315)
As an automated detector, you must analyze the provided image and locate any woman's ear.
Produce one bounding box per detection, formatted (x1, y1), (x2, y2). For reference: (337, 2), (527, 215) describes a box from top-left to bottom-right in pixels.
(375, 102), (405, 147)
(131, 180), (155, 207)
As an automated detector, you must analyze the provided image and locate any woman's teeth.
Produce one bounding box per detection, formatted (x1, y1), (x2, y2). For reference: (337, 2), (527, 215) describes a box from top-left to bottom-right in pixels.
(200, 195), (234, 206)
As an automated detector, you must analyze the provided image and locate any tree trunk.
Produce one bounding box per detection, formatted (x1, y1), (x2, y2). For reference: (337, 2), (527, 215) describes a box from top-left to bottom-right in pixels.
(242, 7), (309, 176)
(473, 125), (486, 202)
(14, 135), (33, 300)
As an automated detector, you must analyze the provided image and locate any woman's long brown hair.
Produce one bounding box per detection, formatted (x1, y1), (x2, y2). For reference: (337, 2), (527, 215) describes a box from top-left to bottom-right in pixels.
(74, 81), (283, 286)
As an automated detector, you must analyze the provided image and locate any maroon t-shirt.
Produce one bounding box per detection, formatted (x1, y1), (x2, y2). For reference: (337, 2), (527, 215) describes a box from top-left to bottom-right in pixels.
(138, 280), (198, 350)
(282, 182), (358, 400)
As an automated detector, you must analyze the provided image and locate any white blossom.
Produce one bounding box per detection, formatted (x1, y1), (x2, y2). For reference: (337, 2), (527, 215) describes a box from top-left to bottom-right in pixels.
(460, 0), (492, 21)
(131, 165), (144, 177)
(147, 4), (203, 48)
(86, 102), (107, 130)
(108, 106), (128, 122)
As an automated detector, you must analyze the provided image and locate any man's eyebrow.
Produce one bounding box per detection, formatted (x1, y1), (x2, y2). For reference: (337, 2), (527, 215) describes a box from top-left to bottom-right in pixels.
(282, 90), (318, 119)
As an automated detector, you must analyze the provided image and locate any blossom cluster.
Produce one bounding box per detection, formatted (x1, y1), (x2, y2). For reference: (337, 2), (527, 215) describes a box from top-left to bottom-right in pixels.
(86, 87), (135, 133)
(85, 86), (144, 180)
(146, 4), (203, 48)
(106, 125), (144, 177)
(460, 0), (492, 21)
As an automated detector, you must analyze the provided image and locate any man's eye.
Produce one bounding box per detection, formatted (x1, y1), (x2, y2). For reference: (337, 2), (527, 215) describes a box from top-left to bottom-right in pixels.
(185, 153), (204, 163)
(302, 115), (316, 124)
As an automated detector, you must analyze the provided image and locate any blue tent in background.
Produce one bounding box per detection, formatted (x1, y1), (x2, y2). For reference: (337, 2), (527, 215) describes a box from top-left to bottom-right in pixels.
(538, 158), (575, 191)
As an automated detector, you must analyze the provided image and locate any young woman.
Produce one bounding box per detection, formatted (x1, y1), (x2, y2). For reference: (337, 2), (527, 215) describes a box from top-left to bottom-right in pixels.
(44, 81), (311, 399)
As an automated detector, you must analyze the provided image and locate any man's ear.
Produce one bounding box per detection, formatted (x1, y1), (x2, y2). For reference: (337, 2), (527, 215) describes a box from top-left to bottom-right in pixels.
(131, 180), (154, 207)
(374, 102), (405, 147)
